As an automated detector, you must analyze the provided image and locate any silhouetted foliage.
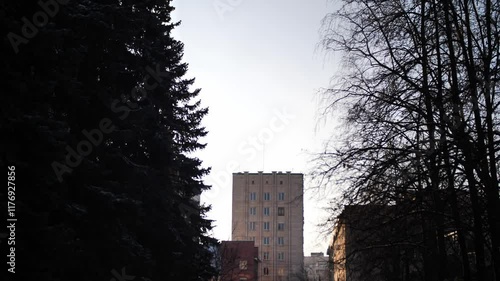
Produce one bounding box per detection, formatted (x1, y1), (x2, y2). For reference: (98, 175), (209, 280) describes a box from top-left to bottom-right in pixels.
(0, 0), (216, 280)
(316, 0), (500, 280)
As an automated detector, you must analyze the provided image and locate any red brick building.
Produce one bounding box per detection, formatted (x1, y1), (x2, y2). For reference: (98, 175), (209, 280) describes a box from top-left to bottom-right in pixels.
(220, 241), (259, 281)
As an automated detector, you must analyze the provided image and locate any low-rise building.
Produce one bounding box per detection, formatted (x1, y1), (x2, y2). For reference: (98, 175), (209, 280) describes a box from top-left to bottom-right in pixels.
(327, 205), (423, 281)
(304, 252), (329, 281)
(220, 241), (259, 281)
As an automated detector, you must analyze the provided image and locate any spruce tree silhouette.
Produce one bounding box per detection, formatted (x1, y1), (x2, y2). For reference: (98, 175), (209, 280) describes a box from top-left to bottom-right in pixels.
(1, 1), (217, 280)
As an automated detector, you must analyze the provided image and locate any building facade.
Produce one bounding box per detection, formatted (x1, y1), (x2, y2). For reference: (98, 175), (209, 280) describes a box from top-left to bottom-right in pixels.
(327, 205), (424, 281)
(220, 241), (259, 281)
(232, 172), (304, 281)
(304, 252), (329, 281)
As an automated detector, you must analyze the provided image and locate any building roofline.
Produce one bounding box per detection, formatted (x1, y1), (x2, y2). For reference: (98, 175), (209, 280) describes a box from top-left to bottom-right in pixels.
(233, 171), (303, 175)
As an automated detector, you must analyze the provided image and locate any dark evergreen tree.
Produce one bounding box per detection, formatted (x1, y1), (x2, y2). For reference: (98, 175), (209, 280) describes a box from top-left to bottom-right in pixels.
(1, 0), (217, 280)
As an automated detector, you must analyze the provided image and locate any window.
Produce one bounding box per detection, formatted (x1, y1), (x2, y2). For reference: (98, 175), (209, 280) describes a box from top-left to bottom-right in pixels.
(263, 267), (269, 275)
(278, 223), (285, 231)
(250, 192), (257, 201)
(278, 207), (285, 216)
(250, 236), (255, 241)
(249, 207), (256, 215)
(263, 221), (270, 231)
(251, 180), (255, 184)
(280, 180), (283, 185)
(264, 207), (270, 216)
(249, 221), (256, 231)
(263, 237), (270, 245)
(278, 192), (285, 201)
(264, 192), (270, 201)
(263, 252), (269, 260)
(278, 252), (285, 261)
(239, 260), (248, 270)
(278, 268), (285, 276)
(278, 237), (284, 245)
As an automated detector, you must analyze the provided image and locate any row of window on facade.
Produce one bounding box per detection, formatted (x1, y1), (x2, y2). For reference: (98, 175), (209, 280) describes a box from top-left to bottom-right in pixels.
(239, 262), (286, 277)
(238, 252), (286, 271)
(263, 251), (285, 261)
(249, 207), (285, 216)
(263, 267), (285, 276)
(239, 264), (285, 277)
(250, 180), (285, 185)
(247, 236), (286, 245)
(248, 222), (285, 231)
(249, 192), (285, 201)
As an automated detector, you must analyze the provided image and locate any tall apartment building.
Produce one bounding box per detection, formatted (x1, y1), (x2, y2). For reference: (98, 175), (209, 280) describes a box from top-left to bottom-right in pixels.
(232, 171), (304, 281)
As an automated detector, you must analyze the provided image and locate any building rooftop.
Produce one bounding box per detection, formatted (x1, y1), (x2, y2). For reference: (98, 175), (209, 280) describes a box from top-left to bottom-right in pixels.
(233, 171), (303, 175)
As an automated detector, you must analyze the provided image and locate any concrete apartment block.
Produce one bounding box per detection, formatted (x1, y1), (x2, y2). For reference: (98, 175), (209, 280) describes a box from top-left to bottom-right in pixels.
(232, 171), (304, 281)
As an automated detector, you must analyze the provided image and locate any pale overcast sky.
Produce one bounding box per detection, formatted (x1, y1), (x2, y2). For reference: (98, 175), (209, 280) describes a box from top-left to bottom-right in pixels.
(171, 0), (342, 255)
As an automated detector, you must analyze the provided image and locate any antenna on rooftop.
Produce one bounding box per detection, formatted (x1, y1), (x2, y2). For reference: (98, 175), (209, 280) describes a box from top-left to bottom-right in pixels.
(262, 142), (265, 172)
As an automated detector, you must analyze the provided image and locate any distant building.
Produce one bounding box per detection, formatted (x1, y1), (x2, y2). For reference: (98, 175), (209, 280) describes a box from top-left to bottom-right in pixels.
(232, 171), (304, 281)
(220, 241), (259, 281)
(327, 191), (490, 281)
(327, 205), (423, 281)
(304, 252), (329, 281)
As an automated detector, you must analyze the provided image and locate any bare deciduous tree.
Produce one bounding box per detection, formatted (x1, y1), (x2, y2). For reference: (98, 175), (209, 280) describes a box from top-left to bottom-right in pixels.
(315, 0), (500, 280)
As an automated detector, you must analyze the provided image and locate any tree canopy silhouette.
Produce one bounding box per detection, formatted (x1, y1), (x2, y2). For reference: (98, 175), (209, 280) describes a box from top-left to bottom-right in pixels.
(316, 0), (500, 280)
(1, 0), (217, 280)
